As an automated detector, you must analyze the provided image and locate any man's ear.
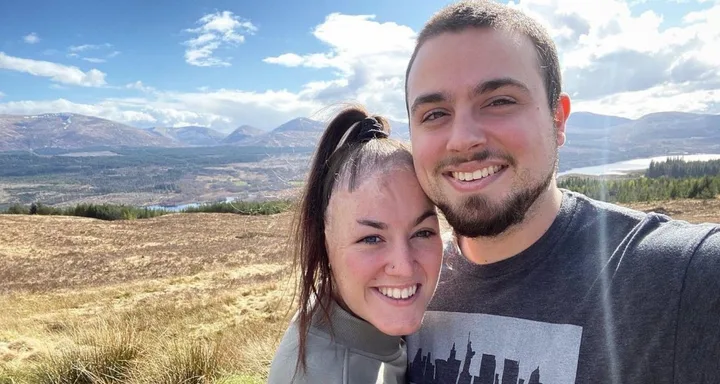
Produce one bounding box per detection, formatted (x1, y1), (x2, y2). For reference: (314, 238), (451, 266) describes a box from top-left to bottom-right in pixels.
(554, 93), (571, 147)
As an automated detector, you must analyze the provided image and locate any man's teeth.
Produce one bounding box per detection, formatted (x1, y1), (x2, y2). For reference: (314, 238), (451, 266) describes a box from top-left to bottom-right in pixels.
(452, 165), (503, 181)
(378, 285), (418, 300)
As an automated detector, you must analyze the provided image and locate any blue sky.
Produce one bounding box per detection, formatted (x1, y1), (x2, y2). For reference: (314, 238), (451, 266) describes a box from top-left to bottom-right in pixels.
(0, 0), (718, 132)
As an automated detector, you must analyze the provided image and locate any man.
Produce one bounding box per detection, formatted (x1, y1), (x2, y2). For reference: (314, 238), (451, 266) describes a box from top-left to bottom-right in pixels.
(404, 1), (720, 383)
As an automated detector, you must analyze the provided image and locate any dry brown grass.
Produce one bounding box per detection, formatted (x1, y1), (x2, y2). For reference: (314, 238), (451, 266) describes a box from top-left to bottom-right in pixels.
(0, 199), (717, 383)
(626, 198), (720, 224)
(0, 212), (298, 383)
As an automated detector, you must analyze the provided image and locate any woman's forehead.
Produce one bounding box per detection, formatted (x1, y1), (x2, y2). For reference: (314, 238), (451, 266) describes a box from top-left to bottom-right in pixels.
(325, 166), (427, 221)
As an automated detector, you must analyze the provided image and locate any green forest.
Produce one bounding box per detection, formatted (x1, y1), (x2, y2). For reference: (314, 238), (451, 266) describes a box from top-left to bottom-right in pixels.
(559, 158), (720, 203)
(2, 200), (295, 221)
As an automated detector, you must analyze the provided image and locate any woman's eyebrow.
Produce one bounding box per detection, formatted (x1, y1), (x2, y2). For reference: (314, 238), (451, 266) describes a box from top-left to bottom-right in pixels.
(357, 219), (387, 230)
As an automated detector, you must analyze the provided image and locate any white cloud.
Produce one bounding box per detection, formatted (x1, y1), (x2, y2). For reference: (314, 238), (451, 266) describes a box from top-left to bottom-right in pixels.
(23, 33), (40, 44)
(146, 88), (321, 129)
(69, 43), (112, 52)
(66, 44), (119, 63)
(83, 57), (106, 64)
(264, 13), (417, 121)
(0, 91), (5, 98)
(0, 52), (107, 87)
(505, 0), (720, 117)
(125, 81), (156, 93)
(0, 99), (157, 124)
(183, 11), (257, 67)
(262, 53), (307, 67)
(573, 84), (720, 118)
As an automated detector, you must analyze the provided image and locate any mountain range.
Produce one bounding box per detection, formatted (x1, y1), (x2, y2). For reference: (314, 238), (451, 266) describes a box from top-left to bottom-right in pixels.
(0, 111), (718, 170)
(0, 113), (178, 151)
(558, 111), (720, 169)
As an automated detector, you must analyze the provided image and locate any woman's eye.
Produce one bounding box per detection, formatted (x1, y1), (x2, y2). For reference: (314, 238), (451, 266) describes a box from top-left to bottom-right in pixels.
(422, 111), (447, 122)
(359, 235), (382, 244)
(414, 230), (436, 239)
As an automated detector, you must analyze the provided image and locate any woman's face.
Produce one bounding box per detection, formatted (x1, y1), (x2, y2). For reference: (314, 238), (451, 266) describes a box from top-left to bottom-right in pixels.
(324, 166), (443, 336)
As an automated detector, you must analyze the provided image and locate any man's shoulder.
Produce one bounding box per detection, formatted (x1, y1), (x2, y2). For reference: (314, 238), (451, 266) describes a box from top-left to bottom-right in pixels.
(565, 190), (719, 243)
(439, 191), (720, 267)
(564, 189), (648, 223)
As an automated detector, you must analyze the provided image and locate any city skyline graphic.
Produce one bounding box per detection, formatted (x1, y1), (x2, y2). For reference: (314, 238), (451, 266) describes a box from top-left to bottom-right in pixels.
(405, 312), (583, 384)
(408, 333), (545, 384)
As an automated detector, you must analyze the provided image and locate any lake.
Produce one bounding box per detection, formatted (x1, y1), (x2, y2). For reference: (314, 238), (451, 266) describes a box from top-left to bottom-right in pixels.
(559, 154), (720, 176)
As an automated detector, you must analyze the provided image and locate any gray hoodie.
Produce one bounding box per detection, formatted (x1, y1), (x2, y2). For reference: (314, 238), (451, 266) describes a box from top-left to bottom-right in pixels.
(268, 302), (407, 383)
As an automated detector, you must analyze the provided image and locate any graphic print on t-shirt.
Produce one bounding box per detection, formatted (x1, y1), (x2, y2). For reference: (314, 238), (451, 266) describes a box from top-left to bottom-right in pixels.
(406, 311), (583, 384)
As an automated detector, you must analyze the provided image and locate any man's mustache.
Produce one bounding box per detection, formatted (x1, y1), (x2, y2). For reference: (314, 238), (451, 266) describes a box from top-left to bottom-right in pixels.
(434, 149), (516, 173)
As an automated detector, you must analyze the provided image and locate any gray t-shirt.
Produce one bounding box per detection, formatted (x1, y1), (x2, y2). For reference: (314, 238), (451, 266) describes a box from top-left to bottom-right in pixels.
(405, 190), (720, 384)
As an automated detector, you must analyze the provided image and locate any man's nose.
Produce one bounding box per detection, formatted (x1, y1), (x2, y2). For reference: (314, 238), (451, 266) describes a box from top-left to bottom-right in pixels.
(446, 111), (488, 153)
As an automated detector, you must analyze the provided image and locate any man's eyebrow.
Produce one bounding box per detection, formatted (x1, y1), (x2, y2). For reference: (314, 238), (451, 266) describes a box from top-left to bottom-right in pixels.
(357, 219), (387, 230)
(473, 77), (530, 96)
(410, 78), (529, 115)
(415, 210), (437, 227)
(410, 92), (450, 115)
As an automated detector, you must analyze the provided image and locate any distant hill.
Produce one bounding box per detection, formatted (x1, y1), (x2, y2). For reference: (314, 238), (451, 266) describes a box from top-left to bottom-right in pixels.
(234, 118), (325, 147)
(222, 125), (264, 145)
(387, 119), (410, 141)
(0, 113), (179, 151)
(146, 125), (226, 146)
(611, 112), (720, 142)
(566, 112), (633, 130)
(227, 117), (409, 147)
(559, 111), (720, 171)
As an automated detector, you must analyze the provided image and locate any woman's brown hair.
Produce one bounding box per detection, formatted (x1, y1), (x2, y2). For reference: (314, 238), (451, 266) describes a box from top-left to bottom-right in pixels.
(289, 104), (414, 376)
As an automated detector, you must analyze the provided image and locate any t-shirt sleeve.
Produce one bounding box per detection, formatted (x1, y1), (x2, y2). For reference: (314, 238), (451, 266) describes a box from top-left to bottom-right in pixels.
(674, 228), (720, 384)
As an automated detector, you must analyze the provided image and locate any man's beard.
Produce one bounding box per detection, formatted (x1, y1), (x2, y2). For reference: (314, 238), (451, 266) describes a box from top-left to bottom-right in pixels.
(434, 156), (557, 238)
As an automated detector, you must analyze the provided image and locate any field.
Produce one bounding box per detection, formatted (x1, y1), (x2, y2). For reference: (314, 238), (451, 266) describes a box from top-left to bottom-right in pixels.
(0, 211), (297, 383)
(1, 198), (719, 383)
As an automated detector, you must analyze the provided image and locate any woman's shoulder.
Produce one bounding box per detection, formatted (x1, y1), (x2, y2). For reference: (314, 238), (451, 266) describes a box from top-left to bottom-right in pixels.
(267, 318), (346, 383)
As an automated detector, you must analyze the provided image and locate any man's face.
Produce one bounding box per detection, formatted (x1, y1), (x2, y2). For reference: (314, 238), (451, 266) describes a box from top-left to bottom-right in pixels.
(406, 28), (568, 238)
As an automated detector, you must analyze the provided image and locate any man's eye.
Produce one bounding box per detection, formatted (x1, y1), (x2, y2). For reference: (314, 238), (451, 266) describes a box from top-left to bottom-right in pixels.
(422, 111), (447, 122)
(489, 98), (515, 107)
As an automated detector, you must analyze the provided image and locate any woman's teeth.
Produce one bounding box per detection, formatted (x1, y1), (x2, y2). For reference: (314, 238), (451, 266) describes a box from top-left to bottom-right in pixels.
(378, 285), (418, 300)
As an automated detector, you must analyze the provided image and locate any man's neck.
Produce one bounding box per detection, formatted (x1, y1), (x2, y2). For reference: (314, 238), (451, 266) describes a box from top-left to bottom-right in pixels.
(457, 186), (564, 265)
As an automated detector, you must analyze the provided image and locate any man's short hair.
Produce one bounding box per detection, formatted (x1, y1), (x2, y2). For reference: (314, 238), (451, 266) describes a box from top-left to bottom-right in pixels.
(405, 0), (562, 115)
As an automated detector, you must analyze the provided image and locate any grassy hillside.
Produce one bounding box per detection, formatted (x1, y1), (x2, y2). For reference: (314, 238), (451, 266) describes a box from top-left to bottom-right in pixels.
(0, 212), (297, 383)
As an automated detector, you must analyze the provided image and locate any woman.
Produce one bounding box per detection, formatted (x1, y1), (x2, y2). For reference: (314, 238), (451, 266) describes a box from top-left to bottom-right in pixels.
(268, 106), (443, 383)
